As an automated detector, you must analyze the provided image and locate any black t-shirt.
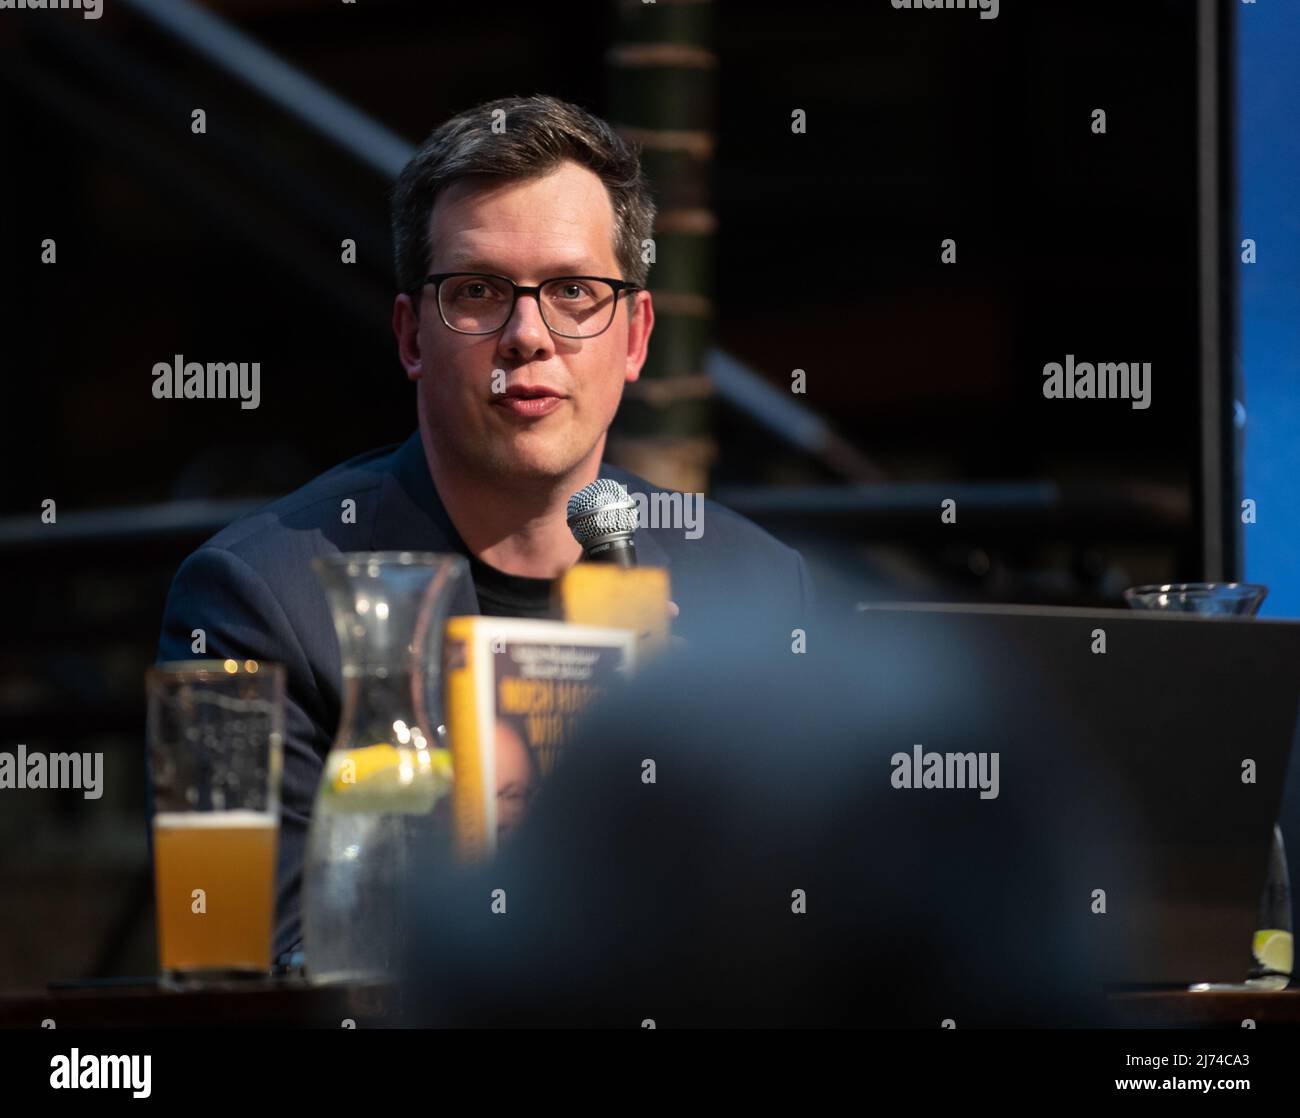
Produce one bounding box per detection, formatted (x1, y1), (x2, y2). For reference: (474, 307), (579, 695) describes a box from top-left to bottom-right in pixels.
(468, 554), (560, 620)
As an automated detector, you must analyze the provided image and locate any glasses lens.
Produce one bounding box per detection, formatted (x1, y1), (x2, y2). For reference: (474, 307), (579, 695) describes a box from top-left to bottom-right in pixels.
(540, 278), (618, 338)
(439, 274), (514, 333)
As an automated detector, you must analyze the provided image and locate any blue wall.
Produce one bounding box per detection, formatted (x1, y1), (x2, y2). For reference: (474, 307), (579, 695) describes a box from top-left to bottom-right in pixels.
(1240, 3), (1300, 618)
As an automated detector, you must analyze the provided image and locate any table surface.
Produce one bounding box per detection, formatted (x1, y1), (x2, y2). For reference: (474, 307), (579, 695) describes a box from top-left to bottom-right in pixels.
(4, 983), (1300, 1028)
(0, 980), (397, 1029)
(1107, 989), (1300, 1027)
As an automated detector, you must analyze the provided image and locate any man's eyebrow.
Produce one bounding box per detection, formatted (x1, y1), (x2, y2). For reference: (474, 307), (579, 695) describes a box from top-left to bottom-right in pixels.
(440, 257), (602, 276)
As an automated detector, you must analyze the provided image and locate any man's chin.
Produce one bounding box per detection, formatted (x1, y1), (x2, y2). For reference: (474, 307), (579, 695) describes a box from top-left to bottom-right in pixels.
(490, 441), (594, 484)
(503, 456), (584, 483)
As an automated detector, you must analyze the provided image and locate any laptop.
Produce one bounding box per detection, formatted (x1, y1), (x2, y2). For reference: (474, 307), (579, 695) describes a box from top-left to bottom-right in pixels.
(855, 601), (1300, 986)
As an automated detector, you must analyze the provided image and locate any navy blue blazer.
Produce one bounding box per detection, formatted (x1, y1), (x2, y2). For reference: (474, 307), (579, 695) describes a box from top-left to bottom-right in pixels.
(155, 431), (812, 959)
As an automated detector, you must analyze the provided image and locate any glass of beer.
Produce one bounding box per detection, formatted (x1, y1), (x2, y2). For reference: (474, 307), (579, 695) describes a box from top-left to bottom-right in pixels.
(146, 660), (284, 987)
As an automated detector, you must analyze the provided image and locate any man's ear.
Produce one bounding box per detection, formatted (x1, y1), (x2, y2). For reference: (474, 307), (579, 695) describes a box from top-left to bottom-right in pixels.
(393, 293), (423, 381)
(623, 290), (654, 385)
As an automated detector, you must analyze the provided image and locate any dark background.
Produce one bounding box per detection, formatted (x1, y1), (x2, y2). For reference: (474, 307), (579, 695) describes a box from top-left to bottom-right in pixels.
(0, 0), (1234, 988)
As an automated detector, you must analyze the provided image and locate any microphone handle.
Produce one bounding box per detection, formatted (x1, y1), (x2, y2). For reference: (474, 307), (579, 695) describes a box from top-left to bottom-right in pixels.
(583, 536), (637, 568)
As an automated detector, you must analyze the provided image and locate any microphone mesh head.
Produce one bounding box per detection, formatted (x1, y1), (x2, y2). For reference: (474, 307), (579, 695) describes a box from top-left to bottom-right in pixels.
(567, 478), (639, 546)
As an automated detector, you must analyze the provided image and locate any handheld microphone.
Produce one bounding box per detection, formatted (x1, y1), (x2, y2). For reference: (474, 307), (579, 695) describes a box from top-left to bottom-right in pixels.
(566, 478), (639, 568)
(559, 478), (671, 658)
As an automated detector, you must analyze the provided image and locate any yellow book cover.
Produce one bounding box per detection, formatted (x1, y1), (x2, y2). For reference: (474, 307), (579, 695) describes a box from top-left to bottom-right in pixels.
(443, 617), (636, 861)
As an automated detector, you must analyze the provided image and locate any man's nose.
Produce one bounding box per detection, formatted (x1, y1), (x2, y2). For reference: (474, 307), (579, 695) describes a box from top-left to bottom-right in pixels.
(497, 292), (553, 359)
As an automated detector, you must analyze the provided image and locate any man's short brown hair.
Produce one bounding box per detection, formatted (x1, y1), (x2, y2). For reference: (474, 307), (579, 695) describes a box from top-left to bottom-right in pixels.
(391, 94), (656, 297)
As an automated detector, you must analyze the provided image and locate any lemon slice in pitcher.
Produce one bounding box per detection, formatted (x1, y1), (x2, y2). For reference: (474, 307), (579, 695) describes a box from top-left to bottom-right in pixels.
(322, 743), (450, 814)
(1252, 929), (1293, 975)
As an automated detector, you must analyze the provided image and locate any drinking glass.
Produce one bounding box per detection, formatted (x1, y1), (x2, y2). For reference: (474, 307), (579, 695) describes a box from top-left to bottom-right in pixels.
(146, 660), (284, 987)
(1124, 582), (1292, 989)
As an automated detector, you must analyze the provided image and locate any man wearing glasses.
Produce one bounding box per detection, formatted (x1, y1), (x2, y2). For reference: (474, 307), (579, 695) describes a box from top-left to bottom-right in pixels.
(156, 94), (811, 961)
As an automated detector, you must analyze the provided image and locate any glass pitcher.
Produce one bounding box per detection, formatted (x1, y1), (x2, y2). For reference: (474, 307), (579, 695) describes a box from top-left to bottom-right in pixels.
(302, 551), (469, 984)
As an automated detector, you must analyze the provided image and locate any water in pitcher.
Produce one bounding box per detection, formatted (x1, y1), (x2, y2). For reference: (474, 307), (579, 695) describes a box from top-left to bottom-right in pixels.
(302, 741), (450, 983)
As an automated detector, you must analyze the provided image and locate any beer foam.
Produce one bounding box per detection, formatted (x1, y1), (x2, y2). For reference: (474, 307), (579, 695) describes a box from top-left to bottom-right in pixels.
(153, 809), (276, 829)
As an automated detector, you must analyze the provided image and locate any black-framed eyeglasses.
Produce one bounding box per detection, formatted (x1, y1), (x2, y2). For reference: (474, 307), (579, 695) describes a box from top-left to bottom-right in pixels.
(416, 273), (642, 339)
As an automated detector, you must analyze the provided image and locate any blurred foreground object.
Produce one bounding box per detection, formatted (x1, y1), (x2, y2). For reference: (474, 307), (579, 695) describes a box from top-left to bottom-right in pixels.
(400, 593), (1132, 1027)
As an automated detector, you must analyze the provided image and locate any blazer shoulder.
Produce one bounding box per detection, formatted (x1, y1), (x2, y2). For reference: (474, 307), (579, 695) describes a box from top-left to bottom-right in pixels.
(199, 442), (401, 562)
